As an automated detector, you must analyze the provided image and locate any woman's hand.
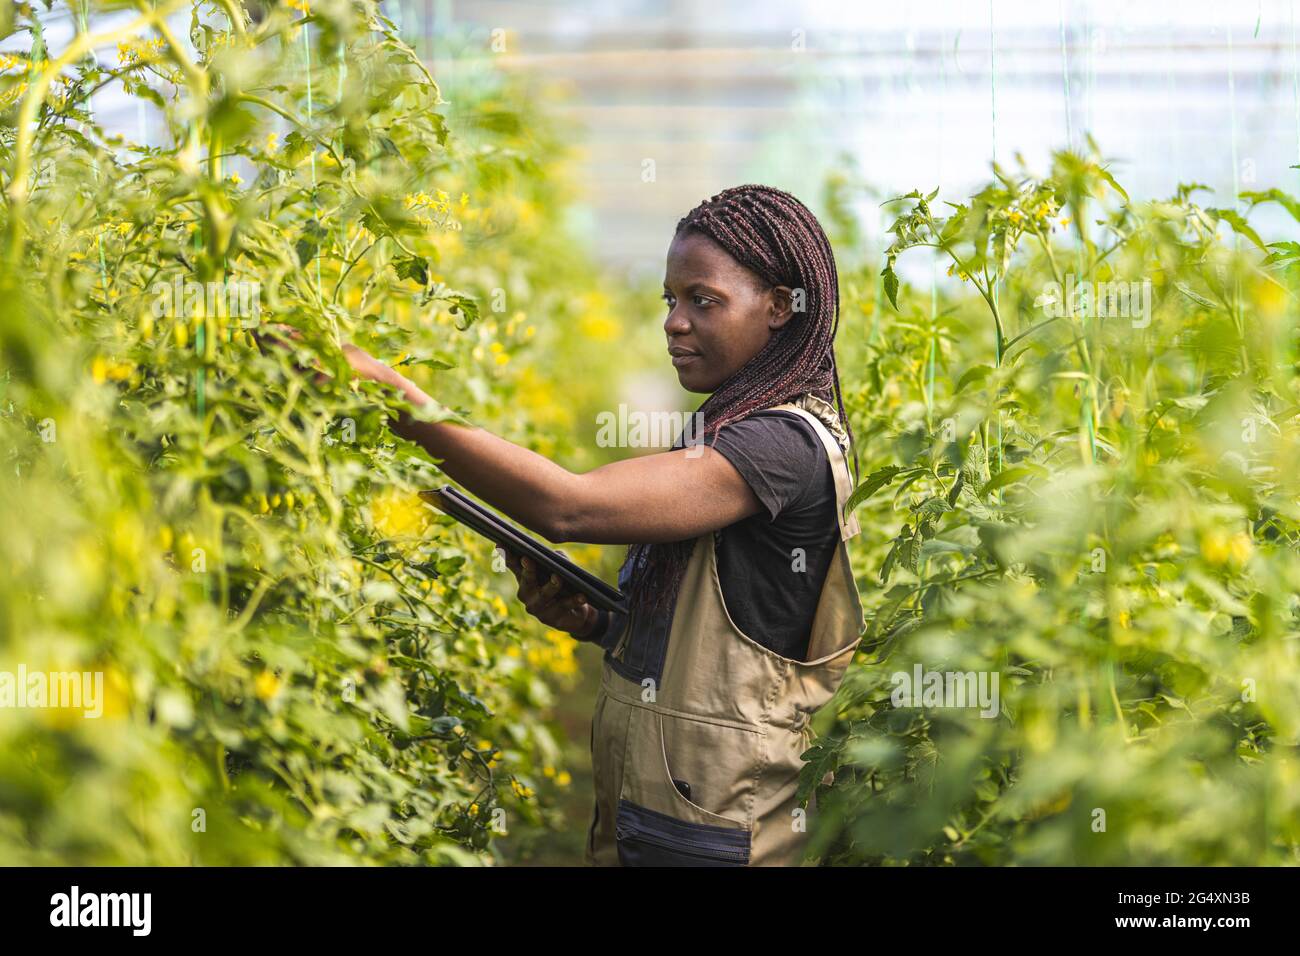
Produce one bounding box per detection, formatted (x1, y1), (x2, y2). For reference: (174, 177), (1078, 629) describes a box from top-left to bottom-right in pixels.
(503, 550), (600, 639)
(342, 343), (404, 389)
(342, 343), (436, 411)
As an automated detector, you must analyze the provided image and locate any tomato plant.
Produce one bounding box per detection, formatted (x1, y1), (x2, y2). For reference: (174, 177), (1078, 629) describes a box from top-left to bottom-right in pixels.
(0, 0), (641, 864)
(812, 145), (1300, 864)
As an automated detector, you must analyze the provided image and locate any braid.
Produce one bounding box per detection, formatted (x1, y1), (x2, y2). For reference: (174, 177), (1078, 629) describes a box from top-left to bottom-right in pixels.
(623, 184), (856, 616)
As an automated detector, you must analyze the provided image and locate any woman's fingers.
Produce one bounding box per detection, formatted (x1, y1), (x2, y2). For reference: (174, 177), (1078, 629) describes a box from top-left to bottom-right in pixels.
(341, 342), (402, 387)
(523, 572), (564, 616)
(502, 554), (595, 632)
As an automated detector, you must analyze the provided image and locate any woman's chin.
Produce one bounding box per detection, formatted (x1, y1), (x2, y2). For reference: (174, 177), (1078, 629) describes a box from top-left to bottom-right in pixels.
(674, 367), (716, 393)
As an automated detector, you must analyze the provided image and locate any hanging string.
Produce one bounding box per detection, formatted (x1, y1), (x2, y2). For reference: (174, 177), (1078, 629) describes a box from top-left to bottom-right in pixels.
(303, 12), (324, 303)
(988, 0), (998, 164)
(1227, 16), (1241, 210)
(1058, 0), (1072, 149)
(1165, 14), (1177, 170)
(73, 0), (113, 307)
(1292, 0), (1299, 169)
(1081, 6), (1092, 136)
(988, 0), (1004, 476)
(928, 20), (947, 424)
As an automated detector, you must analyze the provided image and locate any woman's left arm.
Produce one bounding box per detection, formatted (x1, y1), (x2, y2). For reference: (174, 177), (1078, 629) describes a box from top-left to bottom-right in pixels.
(343, 345), (762, 545)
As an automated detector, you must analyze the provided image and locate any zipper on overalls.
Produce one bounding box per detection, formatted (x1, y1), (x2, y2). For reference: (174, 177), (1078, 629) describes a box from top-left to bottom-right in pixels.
(615, 822), (750, 864)
(611, 603), (635, 660)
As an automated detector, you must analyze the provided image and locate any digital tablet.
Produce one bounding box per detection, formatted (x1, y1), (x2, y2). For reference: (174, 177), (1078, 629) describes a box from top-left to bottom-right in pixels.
(421, 485), (629, 615)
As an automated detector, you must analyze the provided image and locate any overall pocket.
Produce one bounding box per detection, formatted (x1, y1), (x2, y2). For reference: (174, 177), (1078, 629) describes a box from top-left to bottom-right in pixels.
(615, 799), (750, 866)
(613, 702), (758, 865)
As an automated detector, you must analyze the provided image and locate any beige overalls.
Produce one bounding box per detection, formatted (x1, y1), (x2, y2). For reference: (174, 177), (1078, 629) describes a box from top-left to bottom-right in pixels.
(585, 393), (864, 866)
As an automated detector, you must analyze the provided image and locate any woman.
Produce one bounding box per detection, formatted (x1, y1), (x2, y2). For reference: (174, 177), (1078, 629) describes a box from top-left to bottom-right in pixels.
(344, 184), (864, 866)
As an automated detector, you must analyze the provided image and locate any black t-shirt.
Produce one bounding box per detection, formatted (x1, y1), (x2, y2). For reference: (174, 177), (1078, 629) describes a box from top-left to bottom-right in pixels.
(589, 410), (840, 662)
(707, 411), (839, 660)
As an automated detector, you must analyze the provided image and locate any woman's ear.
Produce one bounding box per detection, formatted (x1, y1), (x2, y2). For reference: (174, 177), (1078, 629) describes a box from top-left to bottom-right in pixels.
(768, 285), (796, 330)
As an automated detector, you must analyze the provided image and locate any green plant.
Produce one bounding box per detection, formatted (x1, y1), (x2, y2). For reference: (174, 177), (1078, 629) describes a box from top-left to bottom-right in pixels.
(808, 144), (1300, 865)
(0, 0), (633, 864)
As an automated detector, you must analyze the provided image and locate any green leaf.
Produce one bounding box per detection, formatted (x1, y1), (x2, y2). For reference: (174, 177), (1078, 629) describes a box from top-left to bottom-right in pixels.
(978, 463), (1046, 497)
(1096, 165), (1130, 203)
(795, 738), (841, 807)
(846, 465), (906, 514)
(295, 218), (328, 267)
(1240, 188), (1300, 224)
(881, 257), (900, 310)
(955, 364), (993, 394)
(394, 255), (429, 287)
(1174, 281), (1217, 310)
(1205, 207), (1267, 253)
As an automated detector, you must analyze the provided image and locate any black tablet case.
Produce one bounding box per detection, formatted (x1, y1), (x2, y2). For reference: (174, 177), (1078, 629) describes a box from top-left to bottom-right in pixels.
(423, 485), (629, 615)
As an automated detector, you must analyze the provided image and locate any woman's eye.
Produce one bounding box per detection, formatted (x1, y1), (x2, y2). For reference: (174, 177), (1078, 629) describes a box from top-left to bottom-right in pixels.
(661, 294), (675, 307)
(693, 295), (712, 307)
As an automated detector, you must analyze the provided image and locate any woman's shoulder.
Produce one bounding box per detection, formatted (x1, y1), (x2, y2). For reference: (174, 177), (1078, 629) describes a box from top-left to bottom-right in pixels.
(709, 410), (834, 521)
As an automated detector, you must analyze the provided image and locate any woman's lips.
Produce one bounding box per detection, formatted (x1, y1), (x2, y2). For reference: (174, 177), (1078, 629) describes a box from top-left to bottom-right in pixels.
(669, 347), (700, 367)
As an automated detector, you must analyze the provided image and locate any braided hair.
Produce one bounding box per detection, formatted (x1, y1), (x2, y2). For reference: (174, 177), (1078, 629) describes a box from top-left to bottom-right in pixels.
(622, 184), (856, 615)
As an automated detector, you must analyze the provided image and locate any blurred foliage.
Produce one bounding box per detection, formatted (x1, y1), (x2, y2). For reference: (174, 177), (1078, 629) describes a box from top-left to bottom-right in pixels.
(5, 1), (1297, 870)
(808, 143), (1300, 865)
(0, 0), (639, 864)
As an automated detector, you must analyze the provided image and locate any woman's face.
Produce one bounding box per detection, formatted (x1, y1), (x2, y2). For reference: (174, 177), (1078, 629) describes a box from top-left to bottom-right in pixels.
(662, 230), (794, 393)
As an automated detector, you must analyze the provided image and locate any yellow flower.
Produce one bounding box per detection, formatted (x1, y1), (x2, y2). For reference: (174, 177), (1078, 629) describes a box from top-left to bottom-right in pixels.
(228, 173), (243, 186)
(511, 779), (534, 800)
(556, 771), (571, 787)
(254, 670), (281, 700)
(91, 356), (134, 383)
(371, 487), (428, 538)
(459, 192), (469, 208)
(265, 132), (278, 154)
(1199, 529), (1230, 566)
(287, 0), (311, 12)
(1228, 531), (1254, 565)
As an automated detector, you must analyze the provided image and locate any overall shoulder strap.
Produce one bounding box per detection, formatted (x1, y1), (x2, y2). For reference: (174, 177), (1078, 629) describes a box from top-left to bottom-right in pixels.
(766, 397), (861, 541)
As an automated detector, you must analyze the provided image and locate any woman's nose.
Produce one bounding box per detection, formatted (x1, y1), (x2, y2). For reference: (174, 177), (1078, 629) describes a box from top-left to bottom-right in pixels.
(663, 306), (689, 336)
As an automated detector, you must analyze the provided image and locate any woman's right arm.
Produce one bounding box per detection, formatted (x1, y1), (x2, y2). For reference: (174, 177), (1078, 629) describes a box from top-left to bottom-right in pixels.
(343, 344), (765, 546)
